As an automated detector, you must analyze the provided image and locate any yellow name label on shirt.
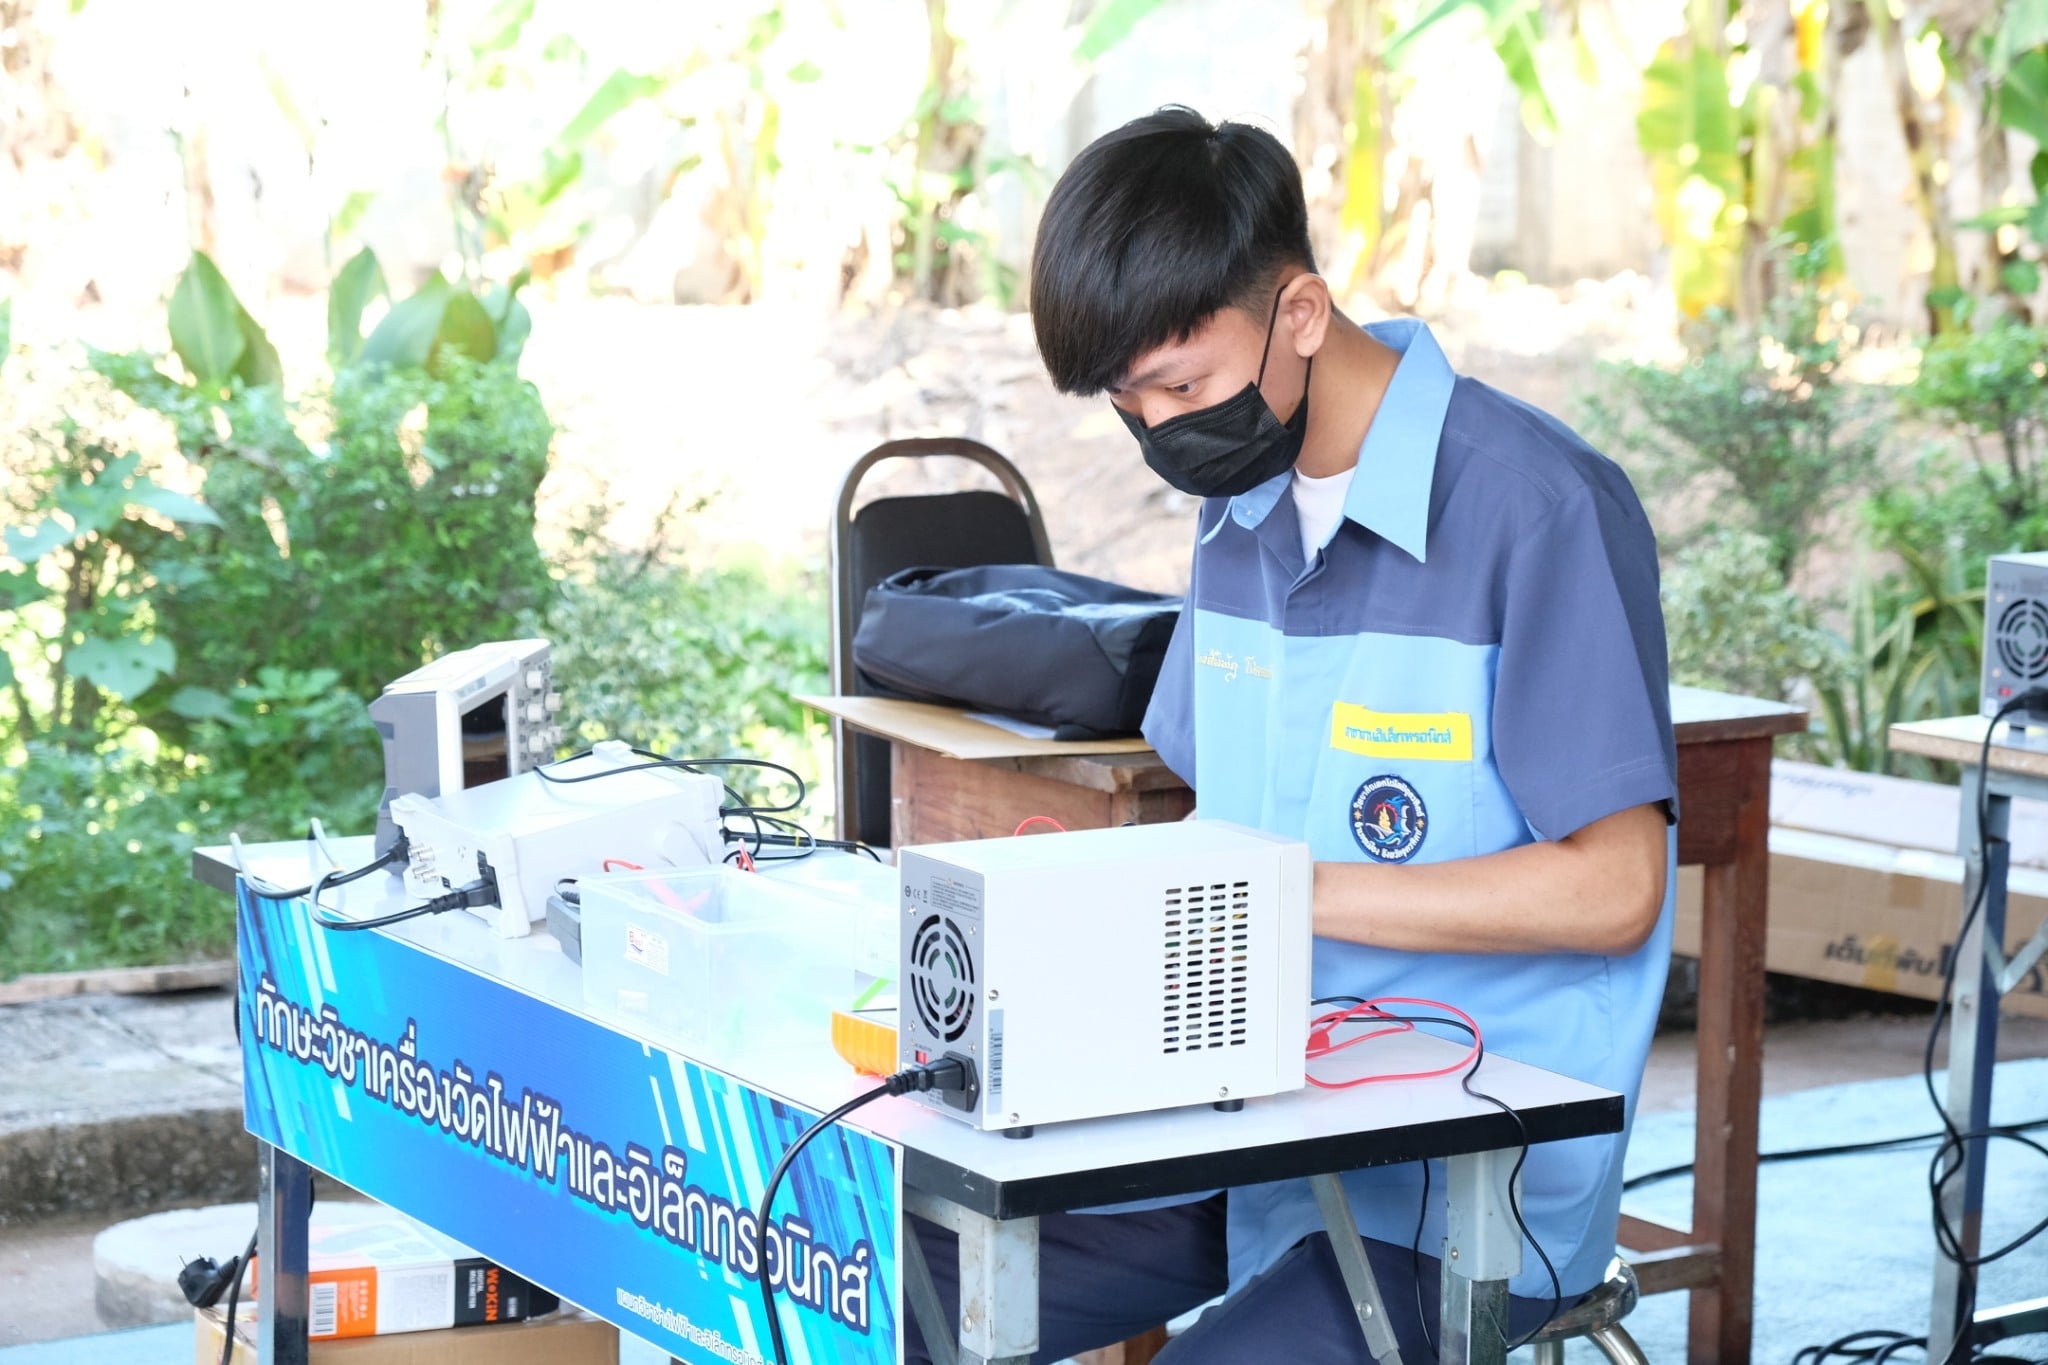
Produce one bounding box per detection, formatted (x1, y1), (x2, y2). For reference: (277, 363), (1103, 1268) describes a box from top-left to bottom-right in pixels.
(1329, 704), (1473, 762)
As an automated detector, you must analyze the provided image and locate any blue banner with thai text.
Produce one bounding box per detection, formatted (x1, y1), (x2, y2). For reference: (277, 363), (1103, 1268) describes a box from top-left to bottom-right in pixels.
(237, 884), (901, 1365)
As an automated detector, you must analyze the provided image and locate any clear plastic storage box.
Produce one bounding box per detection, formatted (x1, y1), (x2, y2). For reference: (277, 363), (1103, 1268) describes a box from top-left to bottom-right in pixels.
(579, 866), (859, 1060)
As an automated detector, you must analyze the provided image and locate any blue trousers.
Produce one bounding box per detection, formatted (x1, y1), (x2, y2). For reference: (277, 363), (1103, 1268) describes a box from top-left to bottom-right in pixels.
(904, 1195), (1563, 1364)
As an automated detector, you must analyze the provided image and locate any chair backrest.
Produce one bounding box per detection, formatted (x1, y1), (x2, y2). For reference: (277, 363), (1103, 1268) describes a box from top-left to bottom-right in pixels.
(829, 438), (1054, 847)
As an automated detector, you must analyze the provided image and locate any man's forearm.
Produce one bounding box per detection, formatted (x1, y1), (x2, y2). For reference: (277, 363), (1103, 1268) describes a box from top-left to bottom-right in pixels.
(1310, 802), (1669, 957)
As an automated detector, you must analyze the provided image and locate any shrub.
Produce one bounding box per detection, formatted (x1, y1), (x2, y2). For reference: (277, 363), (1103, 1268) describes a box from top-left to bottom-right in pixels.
(1581, 240), (1887, 580)
(533, 508), (830, 813)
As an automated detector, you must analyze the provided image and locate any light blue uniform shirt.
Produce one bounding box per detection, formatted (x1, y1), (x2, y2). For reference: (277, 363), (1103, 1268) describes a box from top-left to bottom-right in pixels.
(1142, 319), (1680, 1301)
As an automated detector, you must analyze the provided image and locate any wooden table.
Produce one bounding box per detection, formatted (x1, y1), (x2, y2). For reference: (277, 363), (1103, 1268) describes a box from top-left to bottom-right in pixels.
(883, 684), (1806, 1365)
(1619, 686), (1807, 1365)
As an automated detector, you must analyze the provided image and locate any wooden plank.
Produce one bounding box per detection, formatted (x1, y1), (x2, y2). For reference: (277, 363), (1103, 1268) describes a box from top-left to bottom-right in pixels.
(0, 960), (234, 1005)
(1630, 1245), (1725, 1297)
(1671, 685), (1808, 745)
(1674, 740), (1745, 866)
(1890, 715), (2048, 778)
(1002, 752), (1188, 797)
(1617, 1213), (1693, 1253)
(1672, 690), (1808, 743)
(1687, 736), (1769, 1365)
(800, 695), (1154, 761)
(892, 745), (1193, 847)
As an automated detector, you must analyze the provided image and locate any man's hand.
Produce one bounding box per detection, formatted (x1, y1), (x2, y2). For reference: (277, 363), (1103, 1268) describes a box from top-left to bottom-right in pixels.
(1310, 802), (1669, 957)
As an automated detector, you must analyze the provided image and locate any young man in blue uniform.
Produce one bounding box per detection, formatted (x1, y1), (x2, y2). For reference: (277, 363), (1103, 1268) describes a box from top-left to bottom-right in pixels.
(906, 106), (1677, 1364)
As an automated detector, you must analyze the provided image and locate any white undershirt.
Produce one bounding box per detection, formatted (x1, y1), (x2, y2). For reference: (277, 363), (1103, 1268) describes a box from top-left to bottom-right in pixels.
(1292, 464), (1356, 563)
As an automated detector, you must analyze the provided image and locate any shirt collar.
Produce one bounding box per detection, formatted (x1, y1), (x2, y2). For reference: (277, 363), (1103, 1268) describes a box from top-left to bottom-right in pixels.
(1201, 317), (1453, 563)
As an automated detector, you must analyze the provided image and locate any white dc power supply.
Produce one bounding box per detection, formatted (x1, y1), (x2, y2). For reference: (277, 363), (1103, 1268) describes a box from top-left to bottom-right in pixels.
(896, 819), (1313, 1136)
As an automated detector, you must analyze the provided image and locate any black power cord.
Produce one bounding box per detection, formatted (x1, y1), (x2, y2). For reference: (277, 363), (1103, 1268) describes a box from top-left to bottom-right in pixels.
(307, 849), (493, 933)
(1624, 1115), (2048, 1192)
(753, 1056), (976, 1365)
(1311, 997), (1562, 1354)
(244, 844), (403, 903)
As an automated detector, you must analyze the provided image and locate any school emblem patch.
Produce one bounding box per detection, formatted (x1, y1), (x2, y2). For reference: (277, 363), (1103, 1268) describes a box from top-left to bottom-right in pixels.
(1350, 775), (1428, 863)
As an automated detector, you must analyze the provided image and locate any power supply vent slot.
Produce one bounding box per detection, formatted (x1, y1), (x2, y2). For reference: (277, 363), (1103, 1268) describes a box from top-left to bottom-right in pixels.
(909, 914), (977, 1043)
(1994, 595), (2048, 682)
(1162, 880), (1252, 1054)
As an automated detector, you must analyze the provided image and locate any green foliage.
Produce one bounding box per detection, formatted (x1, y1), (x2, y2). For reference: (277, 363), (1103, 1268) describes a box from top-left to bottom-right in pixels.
(1900, 317), (2048, 532)
(168, 251), (282, 394)
(0, 360), (217, 742)
(123, 356), (556, 708)
(0, 745), (227, 977)
(1580, 241), (1884, 579)
(1806, 560), (1983, 778)
(534, 507), (828, 811)
(1661, 529), (1841, 713)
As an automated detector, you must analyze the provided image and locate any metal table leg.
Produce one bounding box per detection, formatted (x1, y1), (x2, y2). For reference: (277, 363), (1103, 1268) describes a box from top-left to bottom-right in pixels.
(1308, 1172), (1404, 1364)
(256, 1141), (312, 1365)
(1441, 1149), (1523, 1365)
(904, 1189), (1039, 1365)
(1930, 776), (2009, 1365)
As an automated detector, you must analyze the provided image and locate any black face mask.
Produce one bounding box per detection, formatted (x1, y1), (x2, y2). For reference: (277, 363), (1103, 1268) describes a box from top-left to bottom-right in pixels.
(1116, 287), (1312, 499)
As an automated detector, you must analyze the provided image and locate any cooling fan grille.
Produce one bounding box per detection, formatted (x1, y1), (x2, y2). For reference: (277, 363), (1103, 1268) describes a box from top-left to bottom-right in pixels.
(909, 914), (976, 1043)
(1995, 595), (2048, 683)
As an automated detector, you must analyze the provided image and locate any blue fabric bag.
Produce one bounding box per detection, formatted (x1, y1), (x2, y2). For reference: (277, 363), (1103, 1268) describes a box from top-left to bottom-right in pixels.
(852, 564), (1183, 740)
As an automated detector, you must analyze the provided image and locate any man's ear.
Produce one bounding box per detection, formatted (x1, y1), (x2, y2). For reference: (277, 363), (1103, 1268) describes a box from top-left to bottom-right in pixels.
(1281, 272), (1332, 358)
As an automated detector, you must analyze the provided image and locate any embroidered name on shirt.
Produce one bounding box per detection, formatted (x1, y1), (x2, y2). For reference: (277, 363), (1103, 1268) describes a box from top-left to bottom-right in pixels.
(1329, 703), (1473, 762)
(1197, 650), (1274, 683)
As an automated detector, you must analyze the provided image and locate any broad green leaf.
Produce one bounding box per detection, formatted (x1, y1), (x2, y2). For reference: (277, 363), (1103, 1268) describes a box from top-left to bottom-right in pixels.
(0, 568), (39, 611)
(235, 303), (284, 389)
(1991, 2), (2048, 76)
(168, 251), (249, 392)
(1999, 48), (2048, 147)
(1959, 204), (2032, 231)
(2005, 258), (2043, 297)
(359, 275), (453, 371)
(0, 652), (12, 690)
(1384, 0), (1525, 68)
(127, 481), (223, 528)
(482, 285), (532, 366)
(1491, 8), (1557, 141)
(536, 147), (584, 207)
(334, 190), (377, 238)
(4, 515), (75, 564)
(1637, 39), (1745, 316)
(327, 248), (388, 366)
(433, 290), (498, 367)
(472, 0), (535, 55)
(167, 685), (236, 721)
(558, 69), (668, 148)
(1075, 0), (1173, 63)
(786, 59), (822, 83)
(67, 634), (174, 700)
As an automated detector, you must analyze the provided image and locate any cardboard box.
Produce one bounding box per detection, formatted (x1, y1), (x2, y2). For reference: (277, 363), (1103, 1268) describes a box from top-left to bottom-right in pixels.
(1675, 762), (2048, 1017)
(194, 1304), (617, 1365)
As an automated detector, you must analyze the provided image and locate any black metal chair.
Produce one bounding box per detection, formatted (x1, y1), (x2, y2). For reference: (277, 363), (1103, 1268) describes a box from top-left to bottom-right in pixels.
(829, 437), (1054, 849)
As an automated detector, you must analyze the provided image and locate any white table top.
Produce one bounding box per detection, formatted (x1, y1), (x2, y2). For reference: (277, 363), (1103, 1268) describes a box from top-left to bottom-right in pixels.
(200, 838), (1622, 1218)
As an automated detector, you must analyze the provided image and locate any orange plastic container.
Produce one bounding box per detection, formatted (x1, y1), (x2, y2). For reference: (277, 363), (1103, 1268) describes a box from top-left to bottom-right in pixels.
(830, 1009), (898, 1076)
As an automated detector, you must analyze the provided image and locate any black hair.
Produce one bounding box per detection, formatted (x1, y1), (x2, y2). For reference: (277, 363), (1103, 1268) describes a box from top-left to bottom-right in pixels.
(1030, 106), (1315, 396)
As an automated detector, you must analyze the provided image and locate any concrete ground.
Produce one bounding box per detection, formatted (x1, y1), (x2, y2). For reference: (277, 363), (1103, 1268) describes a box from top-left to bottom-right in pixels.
(4, 986), (2046, 1351)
